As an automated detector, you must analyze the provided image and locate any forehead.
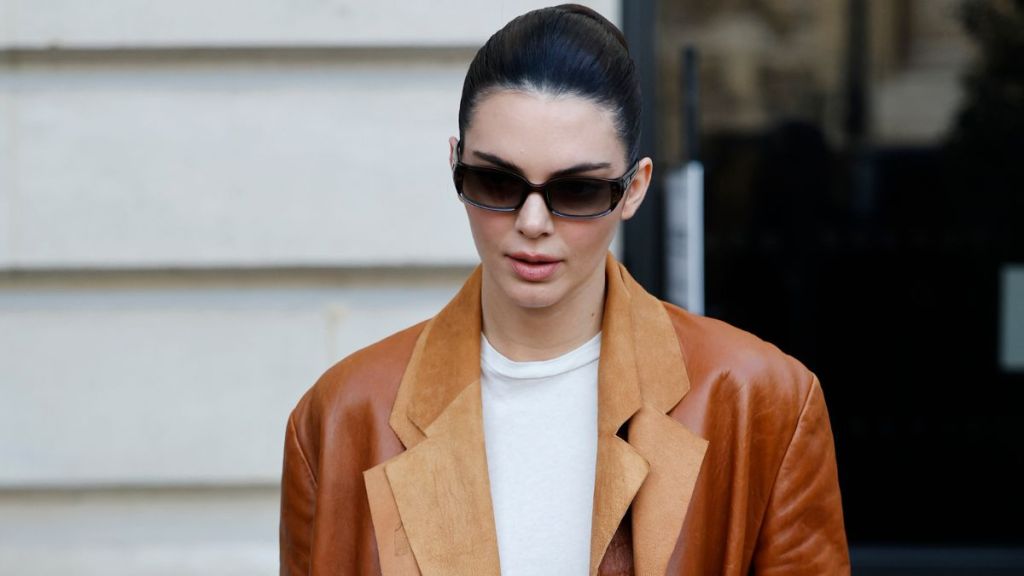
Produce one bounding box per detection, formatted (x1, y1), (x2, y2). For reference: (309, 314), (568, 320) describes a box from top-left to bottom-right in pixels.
(464, 89), (625, 174)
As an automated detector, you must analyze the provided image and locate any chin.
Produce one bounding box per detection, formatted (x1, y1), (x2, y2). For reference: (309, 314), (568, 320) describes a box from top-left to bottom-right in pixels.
(501, 280), (565, 310)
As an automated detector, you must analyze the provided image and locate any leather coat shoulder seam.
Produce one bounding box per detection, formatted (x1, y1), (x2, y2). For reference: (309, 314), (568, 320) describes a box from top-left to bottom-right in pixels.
(288, 411), (318, 489)
(764, 370), (819, 496)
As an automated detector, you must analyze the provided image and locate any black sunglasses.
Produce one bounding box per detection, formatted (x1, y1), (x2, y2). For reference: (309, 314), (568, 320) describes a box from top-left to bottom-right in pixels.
(452, 142), (639, 219)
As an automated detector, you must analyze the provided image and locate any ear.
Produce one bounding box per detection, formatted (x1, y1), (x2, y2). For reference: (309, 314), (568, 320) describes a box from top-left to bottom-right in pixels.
(449, 136), (459, 170)
(620, 157), (653, 221)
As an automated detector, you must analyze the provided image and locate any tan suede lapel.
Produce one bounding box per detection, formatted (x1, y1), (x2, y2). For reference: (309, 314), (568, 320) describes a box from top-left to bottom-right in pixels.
(628, 406), (708, 575)
(384, 379), (499, 575)
(598, 255), (709, 575)
(364, 462), (423, 576)
(388, 266), (484, 449)
(364, 255), (707, 576)
(365, 267), (500, 576)
(588, 254), (647, 572)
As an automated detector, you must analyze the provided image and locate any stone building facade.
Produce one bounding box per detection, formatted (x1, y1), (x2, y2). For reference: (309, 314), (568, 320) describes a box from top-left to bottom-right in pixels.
(0, 2), (615, 574)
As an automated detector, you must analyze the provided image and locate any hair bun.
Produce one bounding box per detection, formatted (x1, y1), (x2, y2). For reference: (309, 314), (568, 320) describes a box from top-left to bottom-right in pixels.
(555, 3), (629, 51)
(458, 2), (643, 166)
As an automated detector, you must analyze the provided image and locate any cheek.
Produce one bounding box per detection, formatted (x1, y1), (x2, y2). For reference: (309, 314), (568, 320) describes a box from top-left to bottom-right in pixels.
(559, 219), (619, 260)
(465, 208), (510, 252)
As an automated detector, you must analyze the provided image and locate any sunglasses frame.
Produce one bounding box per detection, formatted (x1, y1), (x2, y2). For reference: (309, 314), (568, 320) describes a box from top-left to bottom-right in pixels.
(452, 140), (640, 220)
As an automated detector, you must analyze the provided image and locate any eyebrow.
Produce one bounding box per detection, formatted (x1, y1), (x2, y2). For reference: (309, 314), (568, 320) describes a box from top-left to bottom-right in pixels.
(471, 150), (612, 179)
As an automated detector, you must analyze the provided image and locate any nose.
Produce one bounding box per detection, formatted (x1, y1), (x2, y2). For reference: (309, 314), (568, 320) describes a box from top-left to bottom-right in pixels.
(515, 191), (554, 239)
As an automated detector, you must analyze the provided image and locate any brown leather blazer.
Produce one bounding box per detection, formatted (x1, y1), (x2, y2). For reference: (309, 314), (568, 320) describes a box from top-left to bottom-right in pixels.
(280, 253), (850, 575)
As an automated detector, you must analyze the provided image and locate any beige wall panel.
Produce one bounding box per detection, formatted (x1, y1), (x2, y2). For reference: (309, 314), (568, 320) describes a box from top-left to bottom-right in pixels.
(0, 91), (13, 267)
(0, 486), (277, 576)
(0, 273), (464, 486)
(0, 1), (619, 48)
(3, 56), (481, 268)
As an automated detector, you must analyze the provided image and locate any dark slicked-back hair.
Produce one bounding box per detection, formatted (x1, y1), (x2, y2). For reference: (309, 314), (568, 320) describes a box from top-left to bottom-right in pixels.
(458, 4), (641, 166)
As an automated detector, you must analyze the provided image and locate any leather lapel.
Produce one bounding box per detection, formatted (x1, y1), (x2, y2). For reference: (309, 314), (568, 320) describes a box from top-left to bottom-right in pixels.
(365, 267), (501, 576)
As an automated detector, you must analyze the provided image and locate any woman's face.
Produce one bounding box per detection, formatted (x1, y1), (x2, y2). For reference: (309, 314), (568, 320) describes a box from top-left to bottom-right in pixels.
(450, 89), (651, 312)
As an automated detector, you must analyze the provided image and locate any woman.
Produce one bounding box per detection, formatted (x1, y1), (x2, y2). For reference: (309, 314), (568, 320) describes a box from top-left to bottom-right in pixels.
(279, 4), (849, 575)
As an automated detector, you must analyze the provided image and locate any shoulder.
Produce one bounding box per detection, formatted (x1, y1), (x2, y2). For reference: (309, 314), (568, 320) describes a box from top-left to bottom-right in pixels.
(658, 301), (834, 503)
(660, 300), (819, 419)
(288, 319), (428, 436)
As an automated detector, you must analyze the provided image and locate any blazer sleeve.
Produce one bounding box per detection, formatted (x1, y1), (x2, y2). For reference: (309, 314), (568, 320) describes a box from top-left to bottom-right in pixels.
(280, 410), (318, 576)
(750, 375), (851, 575)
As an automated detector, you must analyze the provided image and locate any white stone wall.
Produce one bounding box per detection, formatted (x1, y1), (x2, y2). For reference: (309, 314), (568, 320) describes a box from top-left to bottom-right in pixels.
(1, 51), (477, 268)
(0, 1), (619, 574)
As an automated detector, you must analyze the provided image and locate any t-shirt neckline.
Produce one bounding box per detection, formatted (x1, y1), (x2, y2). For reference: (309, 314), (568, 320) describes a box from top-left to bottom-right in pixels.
(480, 331), (602, 380)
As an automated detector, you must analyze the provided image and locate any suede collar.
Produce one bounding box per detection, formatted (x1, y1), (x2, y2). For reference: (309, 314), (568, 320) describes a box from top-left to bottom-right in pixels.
(364, 252), (708, 575)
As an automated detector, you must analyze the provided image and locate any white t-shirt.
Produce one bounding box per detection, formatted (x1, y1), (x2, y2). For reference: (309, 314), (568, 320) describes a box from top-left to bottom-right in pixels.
(480, 332), (601, 576)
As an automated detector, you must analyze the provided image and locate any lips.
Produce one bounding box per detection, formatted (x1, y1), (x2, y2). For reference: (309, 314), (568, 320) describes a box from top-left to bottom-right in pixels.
(506, 252), (562, 282)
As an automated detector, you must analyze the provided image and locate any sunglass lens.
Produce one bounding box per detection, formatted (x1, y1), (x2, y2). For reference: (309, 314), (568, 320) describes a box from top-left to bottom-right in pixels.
(461, 168), (524, 209)
(548, 179), (612, 216)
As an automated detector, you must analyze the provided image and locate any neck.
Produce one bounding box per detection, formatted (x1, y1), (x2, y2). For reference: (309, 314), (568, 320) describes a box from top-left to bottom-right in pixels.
(480, 265), (605, 362)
